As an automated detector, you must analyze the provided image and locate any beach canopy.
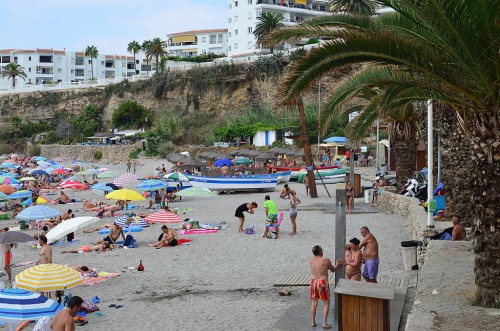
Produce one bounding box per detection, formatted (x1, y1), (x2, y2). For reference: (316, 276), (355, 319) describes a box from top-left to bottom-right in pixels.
(0, 288), (63, 322)
(16, 205), (61, 221)
(0, 176), (19, 185)
(164, 172), (190, 182)
(0, 231), (36, 245)
(90, 183), (116, 192)
(323, 136), (348, 144)
(46, 216), (99, 244)
(97, 171), (118, 179)
(31, 170), (49, 176)
(20, 177), (36, 182)
(0, 185), (16, 195)
(176, 187), (217, 198)
(58, 180), (86, 190)
(136, 180), (167, 192)
(7, 190), (32, 200)
(145, 210), (182, 224)
(34, 156), (47, 161)
(213, 159), (233, 167)
(114, 215), (148, 227)
(105, 189), (145, 201)
(15, 264), (82, 292)
(113, 173), (138, 186)
(232, 157), (253, 165)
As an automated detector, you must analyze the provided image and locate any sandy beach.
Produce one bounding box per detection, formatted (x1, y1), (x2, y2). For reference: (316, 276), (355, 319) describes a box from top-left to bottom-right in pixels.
(2, 160), (412, 330)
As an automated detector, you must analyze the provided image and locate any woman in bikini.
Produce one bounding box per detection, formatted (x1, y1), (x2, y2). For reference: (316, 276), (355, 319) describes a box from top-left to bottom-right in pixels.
(344, 238), (363, 281)
(61, 242), (110, 254)
(345, 180), (354, 214)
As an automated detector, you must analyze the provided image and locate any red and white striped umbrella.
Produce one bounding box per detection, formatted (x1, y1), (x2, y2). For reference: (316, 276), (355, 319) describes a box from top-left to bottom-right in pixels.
(113, 173), (138, 186)
(145, 210), (182, 224)
(58, 180), (86, 190)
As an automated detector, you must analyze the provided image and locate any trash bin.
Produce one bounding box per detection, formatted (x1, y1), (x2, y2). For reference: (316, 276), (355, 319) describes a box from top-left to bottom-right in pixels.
(364, 189), (373, 204)
(401, 240), (422, 270)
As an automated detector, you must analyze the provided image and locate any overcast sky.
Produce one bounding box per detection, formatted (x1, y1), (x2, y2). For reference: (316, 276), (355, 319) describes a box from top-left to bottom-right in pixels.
(3, 0), (227, 54)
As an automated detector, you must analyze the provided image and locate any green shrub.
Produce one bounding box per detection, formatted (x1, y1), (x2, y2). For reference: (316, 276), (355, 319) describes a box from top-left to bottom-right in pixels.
(157, 142), (176, 158)
(94, 150), (103, 160)
(0, 143), (10, 155)
(112, 100), (150, 129)
(129, 147), (142, 159)
(27, 145), (41, 156)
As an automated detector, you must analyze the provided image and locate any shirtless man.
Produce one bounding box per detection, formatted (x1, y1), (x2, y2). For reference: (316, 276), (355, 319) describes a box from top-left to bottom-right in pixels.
(96, 222), (125, 245)
(359, 226), (379, 283)
(149, 225), (179, 248)
(57, 209), (73, 222)
(451, 215), (465, 240)
(50, 296), (83, 331)
(309, 245), (342, 329)
(344, 238), (363, 281)
(37, 235), (52, 265)
(279, 184), (291, 199)
(56, 191), (71, 204)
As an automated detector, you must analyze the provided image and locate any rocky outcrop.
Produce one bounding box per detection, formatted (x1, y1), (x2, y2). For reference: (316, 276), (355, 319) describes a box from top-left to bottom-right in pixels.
(40, 143), (143, 164)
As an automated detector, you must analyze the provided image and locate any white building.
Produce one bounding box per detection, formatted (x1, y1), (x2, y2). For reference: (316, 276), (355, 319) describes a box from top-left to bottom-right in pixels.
(166, 29), (228, 58)
(251, 130), (293, 147)
(227, 0), (331, 58)
(0, 48), (139, 89)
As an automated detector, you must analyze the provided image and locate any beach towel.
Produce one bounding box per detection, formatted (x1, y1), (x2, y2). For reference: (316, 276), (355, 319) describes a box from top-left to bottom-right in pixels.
(82, 272), (120, 286)
(164, 238), (192, 246)
(179, 229), (218, 235)
(12, 261), (34, 267)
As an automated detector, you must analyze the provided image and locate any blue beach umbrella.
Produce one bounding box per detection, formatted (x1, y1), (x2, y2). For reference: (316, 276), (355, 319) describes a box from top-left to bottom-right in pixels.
(213, 158), (233, 167)
(34, 156), (47, 161)
(16, 205), (61, 221)
(114, 215), (148, 228)
(323, 136), (348, 144)
(7, 190), (32, 200)
(31, 170), (49, 176)
(0, 288), (63, 323)
(91, 183), (116, 192)
(136, 180), (167, 192)
(21, 198), (33, 206)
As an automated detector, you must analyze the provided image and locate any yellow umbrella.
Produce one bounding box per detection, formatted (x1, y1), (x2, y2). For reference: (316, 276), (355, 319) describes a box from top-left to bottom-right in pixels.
(105, 189), (145, 201)
(36, 196), (49, 204)
(15, 264), (82, 292)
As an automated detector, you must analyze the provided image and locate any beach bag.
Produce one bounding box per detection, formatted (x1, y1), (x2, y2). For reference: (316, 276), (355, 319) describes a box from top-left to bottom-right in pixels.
(19, 220), (29, 230)
(123, 234), (134, 246)
(80, 298), (99, 312)
(189, 220), (199, 229)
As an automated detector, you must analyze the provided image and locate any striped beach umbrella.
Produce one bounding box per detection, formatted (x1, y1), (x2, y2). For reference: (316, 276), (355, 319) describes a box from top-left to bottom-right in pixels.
(15, 205), (61, 221)
(0, 176), (19, 185)
(176, 187), (217, 197)
(145, 210), (182, 224)
(15, 264), (82, 292)
(113, 173), (138, 186)
(0, 288), (63, 322)
(105, 189), (145, 201)
(136, 179), (167, 192)
(97, 171), (118, 179)
(58, 180), (86, 190)
(164, 172), (190, 182)
(114, 215), (148, 227)
(7, 190), (32, 200)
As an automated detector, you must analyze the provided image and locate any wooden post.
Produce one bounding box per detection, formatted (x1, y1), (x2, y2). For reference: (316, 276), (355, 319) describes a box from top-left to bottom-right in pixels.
(334, 185), (346, 321)
(298, 97), (318, 198)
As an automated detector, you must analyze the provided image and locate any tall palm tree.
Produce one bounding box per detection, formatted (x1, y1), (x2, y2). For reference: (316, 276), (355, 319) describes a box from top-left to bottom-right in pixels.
(127, 41), (141, 74)
(141, 40), (152, 74)
(84, 45), (98, 79)
(329, 0), (378, 15)
(1, 63), (27, 88)
(268, 0), (500, 306)
(145, 37), (167, 73)
(254, 12), (284, 54)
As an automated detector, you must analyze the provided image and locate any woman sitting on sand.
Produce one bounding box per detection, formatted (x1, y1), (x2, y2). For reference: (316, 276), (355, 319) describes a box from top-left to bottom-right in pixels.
(61, 242), (110, 254)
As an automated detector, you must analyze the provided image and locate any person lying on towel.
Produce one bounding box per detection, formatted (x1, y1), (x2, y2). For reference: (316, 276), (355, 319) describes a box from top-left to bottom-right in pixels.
(148, 225), (178, 248)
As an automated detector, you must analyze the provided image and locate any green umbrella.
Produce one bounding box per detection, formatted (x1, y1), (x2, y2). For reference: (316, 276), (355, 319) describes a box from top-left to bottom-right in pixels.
(232, 158), (253, 165)
(164, 172), (190, 182)
(176, 187), (217, 197)
(97, 171), (118, 179)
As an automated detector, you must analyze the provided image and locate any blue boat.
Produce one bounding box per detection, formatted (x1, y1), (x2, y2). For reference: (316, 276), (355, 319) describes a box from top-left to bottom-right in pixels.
(188, 174), (278, 192)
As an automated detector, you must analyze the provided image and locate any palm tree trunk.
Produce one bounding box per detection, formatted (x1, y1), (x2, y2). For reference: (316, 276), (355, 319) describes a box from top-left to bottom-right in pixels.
(12, 76), (15, 89)
(91, 58), (94, 79)
(393, 123), (417, 189)
(298, 97), (318, 198)
(133, 51), (137, 74)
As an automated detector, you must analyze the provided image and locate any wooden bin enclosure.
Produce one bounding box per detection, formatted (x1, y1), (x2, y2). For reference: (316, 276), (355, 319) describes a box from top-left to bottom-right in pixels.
(334, 279), (395, 331)
(346, 173), (362, 197)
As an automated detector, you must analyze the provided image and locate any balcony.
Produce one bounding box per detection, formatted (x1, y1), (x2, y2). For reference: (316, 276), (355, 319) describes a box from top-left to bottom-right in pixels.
(39, 55), (53, 64)
(36, 67), (54, 75)
(257, 0), (329, 14)
(105, 61), (115, 68)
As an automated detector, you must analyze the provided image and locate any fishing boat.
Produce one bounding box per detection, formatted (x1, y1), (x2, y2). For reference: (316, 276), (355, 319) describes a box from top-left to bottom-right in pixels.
(296, 169), (349, 185)
(268, 164), (338, 172)
(188, 175), (278, 192)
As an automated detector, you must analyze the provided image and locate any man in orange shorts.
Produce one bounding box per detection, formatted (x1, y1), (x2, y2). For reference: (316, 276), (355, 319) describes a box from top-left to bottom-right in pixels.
(309, 245), (342, 329)
(2, 228), (12, 284)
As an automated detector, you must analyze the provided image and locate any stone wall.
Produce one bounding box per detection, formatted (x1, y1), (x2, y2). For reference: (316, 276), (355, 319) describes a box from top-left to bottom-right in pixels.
(40, 143), (143, 164)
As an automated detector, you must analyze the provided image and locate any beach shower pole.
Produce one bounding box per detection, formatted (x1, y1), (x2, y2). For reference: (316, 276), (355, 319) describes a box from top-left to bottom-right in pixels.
(427, 100), (435, 228)
(437, 135), (442, 183)
(317, 80), (321, 162)
(334, 186), (346, 323)
(375, 119), (380, 175)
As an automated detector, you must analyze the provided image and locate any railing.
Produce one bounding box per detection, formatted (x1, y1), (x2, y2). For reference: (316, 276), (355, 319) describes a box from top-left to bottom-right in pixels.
(257, 0), (328, 13)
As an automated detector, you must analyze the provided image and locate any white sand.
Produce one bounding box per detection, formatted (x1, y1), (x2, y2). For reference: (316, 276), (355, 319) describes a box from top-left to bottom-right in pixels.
(3, 161), (411, 330)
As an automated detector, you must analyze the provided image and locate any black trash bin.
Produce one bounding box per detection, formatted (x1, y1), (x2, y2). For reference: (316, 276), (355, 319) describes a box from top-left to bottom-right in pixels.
(401, 240), (422, 270)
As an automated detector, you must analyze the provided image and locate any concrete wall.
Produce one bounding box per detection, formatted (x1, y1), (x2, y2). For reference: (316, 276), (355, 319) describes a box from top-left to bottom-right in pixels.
(40, 143), (142, 164)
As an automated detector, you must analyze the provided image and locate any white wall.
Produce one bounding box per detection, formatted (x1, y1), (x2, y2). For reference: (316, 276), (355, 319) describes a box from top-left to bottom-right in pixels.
(252, 130), (293, 147)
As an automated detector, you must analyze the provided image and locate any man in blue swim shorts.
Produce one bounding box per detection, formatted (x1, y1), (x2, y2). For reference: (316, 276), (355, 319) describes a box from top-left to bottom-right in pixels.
(359, 226), (379, 283)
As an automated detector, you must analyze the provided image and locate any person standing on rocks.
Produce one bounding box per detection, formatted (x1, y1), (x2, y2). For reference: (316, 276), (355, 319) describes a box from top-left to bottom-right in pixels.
(359, 226), (379, 283)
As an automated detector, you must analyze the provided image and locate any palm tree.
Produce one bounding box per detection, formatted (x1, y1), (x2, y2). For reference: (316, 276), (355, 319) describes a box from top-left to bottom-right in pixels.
(1, 63), (27, 88)
(145, 38), (167, 73)
(268, 0), (500, 305)
(329, 0), (378, 15)
(127, 41), (141, 74)
(141, 40), (152, 74)
(84, 45), (98, 80)
(254, 12), (284, 54)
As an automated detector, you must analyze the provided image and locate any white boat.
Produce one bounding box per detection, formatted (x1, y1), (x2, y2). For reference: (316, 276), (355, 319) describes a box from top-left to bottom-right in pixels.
(315, 174), (347, 184)
(188, 175), (277, 192)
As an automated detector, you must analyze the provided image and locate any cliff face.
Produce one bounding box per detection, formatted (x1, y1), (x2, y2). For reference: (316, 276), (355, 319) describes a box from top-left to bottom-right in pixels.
(0, 62), (354, 134)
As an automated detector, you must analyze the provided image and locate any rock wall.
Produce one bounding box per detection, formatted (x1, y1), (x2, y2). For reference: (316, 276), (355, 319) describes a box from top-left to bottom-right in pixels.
(40, 143), (143, 164)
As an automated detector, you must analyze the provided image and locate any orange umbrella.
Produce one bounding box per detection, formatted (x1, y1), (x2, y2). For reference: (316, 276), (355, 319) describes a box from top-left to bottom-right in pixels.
(0, 185), (16, 195)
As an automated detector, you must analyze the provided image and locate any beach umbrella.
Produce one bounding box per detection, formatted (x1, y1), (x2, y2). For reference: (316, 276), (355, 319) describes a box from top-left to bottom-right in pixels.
(15, 205), (61, 221)
(213, 158), (233, 167)
(23, 196), (50, 206)
(31, 170), (49, 177)
(145, 210), (182, 224)
(323, 136), (348, 144)
(0, 176), (19, 185)
(35, 161), (52, 169)
(58, 180), (86, 190)
(51, 169), (66, 175)
(113, 173), (138, 186)
(0, 162), (14, 168)
(19, 177), (36, 182)
(7, 190), (32, 200)
(85, 169), (100, 175)
(90, 183), (116, 192)
(46, 216), (99, 244)
(34, 156), (47, 161)
(0, 288), (63, 323)
(114, 215), (148, 228)
(97, 171), (118, 179)
(0, 231), (36, 245)
(176, 187), (217, 198)
(15, 264), (82, 292)
(75, 170), (91, 177)
(0, 185), (16, 195)
(52, 157), (65, 162)
(72, 161), (83, 167)
(136, 180), (167, 192)
(0, 192), (8, 201)
(232, 157), (253, 165)
(164, 172), (190, 182)
(105, 189), (145, 201)
(99, 167), (109, 172)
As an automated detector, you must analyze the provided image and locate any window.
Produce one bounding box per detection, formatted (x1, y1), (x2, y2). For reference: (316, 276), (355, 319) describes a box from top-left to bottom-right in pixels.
(228, 46), (232, 51)
(234, 43), (239, 49)
(235, 29), (238, 35)
(29, 56), (31, 61)
(202, 51), (207, 55)
(235, 1), (238, 7)
(248, 27), (253, 34)
(218, 34), (224, 44)
(229, 3), (232, 9)
(228, 18), (232, 23)
(229, 32), (232, 37)
(202, 37), (207, 42)
(88, 60), (91, 64)
(29, 68), (31, 72)
(248, 0), (252, 4)
(57, 68), (62, 73)
(75, 57), (84, 65)
(39, 55), (52, 63)
(1, 56), (10, 63)
(235, 15), (239, 21)
(75, 69), (84, 76)
(71, 69), (74, 74)
(209, 35), (217, 44)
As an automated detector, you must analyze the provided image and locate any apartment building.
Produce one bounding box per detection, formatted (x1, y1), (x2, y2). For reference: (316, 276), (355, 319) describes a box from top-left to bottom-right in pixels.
(0, 48), (138, 89)
(166, 29), (228, 58)
(227, 0), (331, 58)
